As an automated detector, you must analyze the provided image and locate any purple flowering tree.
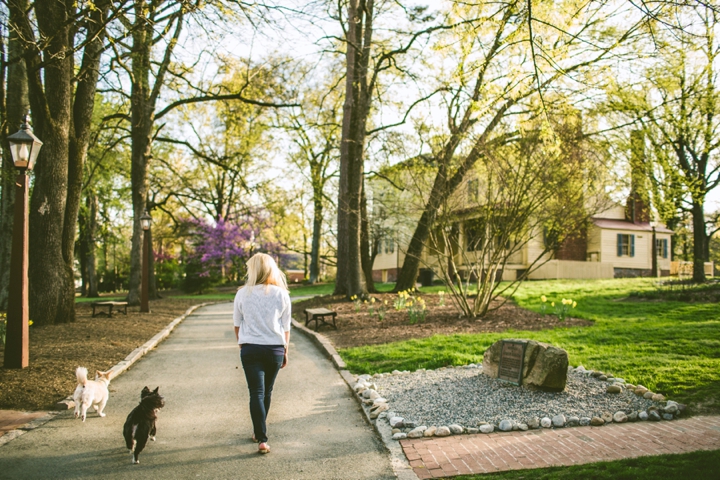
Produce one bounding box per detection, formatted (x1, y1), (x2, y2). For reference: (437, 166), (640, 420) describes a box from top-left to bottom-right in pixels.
(183, 216), (280, 292)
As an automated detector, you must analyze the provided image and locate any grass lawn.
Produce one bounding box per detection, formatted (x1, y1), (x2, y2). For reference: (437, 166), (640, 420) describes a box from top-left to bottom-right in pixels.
(454, 449), (720, 479)
(340, 278), (720, 412)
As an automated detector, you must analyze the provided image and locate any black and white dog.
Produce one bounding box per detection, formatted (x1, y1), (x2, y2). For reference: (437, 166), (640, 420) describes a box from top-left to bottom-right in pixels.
(123, 386), (165, 464)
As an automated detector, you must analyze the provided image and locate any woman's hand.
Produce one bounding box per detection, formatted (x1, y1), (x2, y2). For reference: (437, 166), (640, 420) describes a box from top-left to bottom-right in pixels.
(281, 352), (288, 368)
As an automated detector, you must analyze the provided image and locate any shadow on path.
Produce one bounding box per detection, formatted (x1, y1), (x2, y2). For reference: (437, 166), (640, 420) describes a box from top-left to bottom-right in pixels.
(0, 303), (395, 480)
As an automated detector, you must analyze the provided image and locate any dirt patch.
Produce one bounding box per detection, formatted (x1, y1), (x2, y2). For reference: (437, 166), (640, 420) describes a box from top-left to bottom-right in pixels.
(292, 292), (593, 349)
(0, 295), (202, 411)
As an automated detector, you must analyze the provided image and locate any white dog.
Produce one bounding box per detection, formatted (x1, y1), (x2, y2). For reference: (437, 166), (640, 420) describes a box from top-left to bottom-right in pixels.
(73, 367), (111, 422)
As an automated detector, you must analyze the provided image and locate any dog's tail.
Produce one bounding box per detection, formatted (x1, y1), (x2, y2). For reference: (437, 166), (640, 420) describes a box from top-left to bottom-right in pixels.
(76, 367), (89, 386)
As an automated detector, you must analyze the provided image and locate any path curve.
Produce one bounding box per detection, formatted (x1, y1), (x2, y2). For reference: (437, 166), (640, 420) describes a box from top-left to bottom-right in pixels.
(0, 302), (395, 479)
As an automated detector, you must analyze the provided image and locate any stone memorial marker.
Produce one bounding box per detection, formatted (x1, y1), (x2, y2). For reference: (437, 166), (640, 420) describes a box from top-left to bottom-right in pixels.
(498, 340), (526, 385)
(483, 338), (569, 391)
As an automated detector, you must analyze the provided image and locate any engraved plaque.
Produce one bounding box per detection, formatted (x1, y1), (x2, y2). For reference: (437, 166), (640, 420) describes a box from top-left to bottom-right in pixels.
(498, 340), (526, 385)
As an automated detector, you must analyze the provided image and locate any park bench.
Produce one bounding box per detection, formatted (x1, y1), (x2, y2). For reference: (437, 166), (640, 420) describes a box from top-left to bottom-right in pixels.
(91, 301), (128, 318)
(303, 308), (337, 331)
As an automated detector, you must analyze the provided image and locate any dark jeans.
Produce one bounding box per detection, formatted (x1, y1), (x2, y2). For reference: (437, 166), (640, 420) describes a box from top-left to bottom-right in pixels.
(240, 344), (284, 444)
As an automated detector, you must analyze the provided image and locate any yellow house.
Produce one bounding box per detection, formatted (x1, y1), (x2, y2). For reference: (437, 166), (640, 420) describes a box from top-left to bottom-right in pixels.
(371, 183), (675, 282)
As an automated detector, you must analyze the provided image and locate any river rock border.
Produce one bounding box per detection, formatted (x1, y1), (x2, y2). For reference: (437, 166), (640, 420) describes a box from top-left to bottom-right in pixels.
(352, 364), (686, 441)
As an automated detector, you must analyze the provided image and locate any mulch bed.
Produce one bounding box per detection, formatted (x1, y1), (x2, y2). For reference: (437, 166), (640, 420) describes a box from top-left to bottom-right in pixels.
(292, 292), (593, 349)
(0, 296), (201, 411)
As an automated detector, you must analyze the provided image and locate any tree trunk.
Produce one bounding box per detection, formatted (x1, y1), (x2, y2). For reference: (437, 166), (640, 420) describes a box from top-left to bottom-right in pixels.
(127, 10), (154, 306)
(334, 0), (373, 298)
(23, 0), (107, 324)
(395, 165), (450, 291)
(86, 192), (99, 297)
(126, 2), (184, 305)
(0, 3), (29, 311)
(309, 193), (323, 283)
(691, 199), (707, 282)
(62, 1), (107, 304)
(26, 0), (75, 325)
(360, 182), (377, 293)
(147, 225), (160, 299)
(78, 205), (89, 296)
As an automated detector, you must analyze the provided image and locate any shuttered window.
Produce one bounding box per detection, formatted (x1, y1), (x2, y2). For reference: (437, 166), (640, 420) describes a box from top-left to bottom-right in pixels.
(655, 238), (669, 259)
(617, 234), (635, 257)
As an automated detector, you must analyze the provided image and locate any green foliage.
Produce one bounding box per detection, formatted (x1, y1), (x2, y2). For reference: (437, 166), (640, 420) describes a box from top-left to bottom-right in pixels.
(340, 278), (720, 411)
(154, 255), (183, 289)
(182, 256), (220, 295)
(453, 449), (720, 480)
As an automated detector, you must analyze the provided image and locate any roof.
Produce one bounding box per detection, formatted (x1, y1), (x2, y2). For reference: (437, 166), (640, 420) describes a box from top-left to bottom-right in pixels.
(591, 217), (673, 234)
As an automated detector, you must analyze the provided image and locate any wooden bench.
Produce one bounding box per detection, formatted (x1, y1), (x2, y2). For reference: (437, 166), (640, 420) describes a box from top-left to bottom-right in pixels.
(91, 301), (129, 318)
(304, 308), (337, 331)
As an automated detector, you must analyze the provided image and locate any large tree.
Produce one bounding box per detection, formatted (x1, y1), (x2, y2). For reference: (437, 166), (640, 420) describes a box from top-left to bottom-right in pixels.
(394, 0), (643, 291)
(334, 1), (455, 297)
(12, 0), (110, 324)
(277, 70), (341, 283)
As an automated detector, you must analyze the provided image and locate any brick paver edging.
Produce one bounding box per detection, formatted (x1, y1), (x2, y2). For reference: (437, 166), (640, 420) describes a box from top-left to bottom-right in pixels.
(291, 318), (420, 480)
(400, 415), (720, 479)
(0, 301), (217, 448)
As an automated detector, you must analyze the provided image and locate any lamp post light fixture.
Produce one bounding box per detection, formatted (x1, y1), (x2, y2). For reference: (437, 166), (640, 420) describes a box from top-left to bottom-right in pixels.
(140, 210), (152, 313)
(650, 221), (658, 278)
(4, 115), (43, 369)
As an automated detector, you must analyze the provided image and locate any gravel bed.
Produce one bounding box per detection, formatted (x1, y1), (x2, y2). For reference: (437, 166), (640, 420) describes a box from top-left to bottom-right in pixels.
(372, 366), (660, 427)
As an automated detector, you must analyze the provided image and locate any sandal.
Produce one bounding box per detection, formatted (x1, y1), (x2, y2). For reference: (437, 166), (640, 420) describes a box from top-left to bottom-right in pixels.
(258, 442), (270, 454)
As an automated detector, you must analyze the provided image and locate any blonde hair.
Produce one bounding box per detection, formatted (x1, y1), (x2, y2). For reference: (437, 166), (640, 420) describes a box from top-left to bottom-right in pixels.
(244, 253), (287, 291)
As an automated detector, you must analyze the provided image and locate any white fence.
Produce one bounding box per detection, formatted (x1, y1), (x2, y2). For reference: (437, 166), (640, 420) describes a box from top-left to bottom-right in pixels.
(670, 261), (715, 277)
(528, 260), (615, 280)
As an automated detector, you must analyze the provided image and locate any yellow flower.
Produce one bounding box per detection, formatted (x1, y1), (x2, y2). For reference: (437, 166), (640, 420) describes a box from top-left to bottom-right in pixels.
(572, 301), (577, 308)
(363, 300), (368, 304)
(541, 295), (547, 303)
(28, 320), (33, 326)
(384, 300), (388, 305)
(371, 297), (376, 303)
(551, 302), (555, 307)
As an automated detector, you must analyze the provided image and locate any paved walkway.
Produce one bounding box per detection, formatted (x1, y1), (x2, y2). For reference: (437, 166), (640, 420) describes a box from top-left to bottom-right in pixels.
(0, 303), (394, 479)
(401, 415), (720, 478)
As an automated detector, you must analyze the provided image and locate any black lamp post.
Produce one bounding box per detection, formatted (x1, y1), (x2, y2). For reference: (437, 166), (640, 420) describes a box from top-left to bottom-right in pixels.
(4, 115), (43, 369)
(140, 210), (152, 313)
(651, 222), (658, 278)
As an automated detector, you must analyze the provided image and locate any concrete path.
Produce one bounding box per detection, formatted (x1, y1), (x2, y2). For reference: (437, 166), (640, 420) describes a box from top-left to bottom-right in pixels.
(401, 415), (720, 478)
(0, 303), (395, 479)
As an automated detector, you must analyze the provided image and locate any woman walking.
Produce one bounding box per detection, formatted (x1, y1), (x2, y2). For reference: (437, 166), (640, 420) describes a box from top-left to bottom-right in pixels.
(233, 253), (291, 454)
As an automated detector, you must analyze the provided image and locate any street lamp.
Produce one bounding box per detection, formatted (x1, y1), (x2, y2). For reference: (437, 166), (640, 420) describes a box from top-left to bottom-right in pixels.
(4, 115), (42, 369)
(140, 210), (152, 313)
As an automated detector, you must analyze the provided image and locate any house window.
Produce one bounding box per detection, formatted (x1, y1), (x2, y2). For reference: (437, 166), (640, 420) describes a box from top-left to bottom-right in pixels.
(656, 238), (668, 258)
(616, 233), (635, 257)
(384, 235), (395, 254)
